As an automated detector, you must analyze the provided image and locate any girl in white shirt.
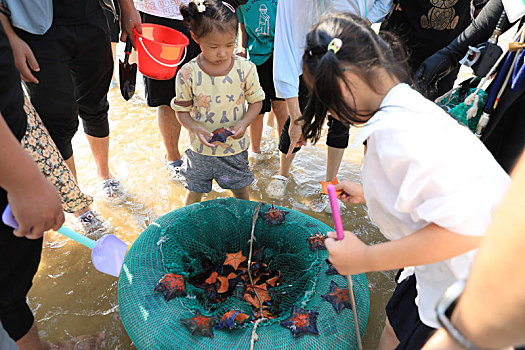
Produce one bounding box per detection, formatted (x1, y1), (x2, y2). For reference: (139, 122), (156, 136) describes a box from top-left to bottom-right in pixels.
(299, 13), (510, 349)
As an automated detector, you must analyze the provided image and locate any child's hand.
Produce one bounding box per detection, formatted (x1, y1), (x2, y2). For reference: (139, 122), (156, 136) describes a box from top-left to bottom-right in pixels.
(231, 121), (248, 139)
(8, 174), (64, 239)
(236, 47), (247, 58)
(335, 181), (365, 204)
(325, 231), (369, 275)
(194, 127), (215, 147)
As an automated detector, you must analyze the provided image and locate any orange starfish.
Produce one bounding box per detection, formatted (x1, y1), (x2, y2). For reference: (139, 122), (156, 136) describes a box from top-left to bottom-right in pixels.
(224, 251), (246, 270)
(217, 273), (237, 293)
(217, 276), (229, 293)
(320, 177), (342, 195)
(205, 272), (218, 284)
(235, 312), (250, 323)
(244, 285), (271, 308)
(266, 272), (282, 287)
(255, 308), (276, 319)
(244, 293), (268, 309)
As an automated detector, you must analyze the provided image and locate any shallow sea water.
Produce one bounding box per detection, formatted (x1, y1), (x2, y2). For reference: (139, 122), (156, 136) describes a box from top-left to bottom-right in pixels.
(28, 66), (396, 349)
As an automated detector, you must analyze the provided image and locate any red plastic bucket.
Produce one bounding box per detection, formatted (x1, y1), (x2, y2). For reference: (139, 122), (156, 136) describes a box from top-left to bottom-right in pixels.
(133, 24), (189, 80)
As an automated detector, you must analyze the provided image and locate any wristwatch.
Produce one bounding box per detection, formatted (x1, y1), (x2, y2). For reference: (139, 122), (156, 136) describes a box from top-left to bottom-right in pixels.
(436, 280), (487, 350)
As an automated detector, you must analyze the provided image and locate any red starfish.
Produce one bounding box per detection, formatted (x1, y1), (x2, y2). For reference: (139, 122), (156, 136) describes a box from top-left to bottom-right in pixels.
(180, 310), (217, 338)
(154, 273), (186, 301)
(280, 306), (319, 336)
(321, 280), (352, 313)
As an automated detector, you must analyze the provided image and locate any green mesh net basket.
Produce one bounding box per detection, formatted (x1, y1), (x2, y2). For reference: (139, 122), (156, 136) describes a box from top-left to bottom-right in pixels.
(436, 78), (488, 133)
(118, 198), (369, 349)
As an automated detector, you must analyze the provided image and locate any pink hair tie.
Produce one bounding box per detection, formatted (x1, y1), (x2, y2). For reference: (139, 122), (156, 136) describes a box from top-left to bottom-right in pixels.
(222, 1), (235, 13)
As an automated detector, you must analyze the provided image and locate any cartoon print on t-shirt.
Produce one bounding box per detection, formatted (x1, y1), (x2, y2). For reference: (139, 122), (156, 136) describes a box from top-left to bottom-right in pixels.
(197, 93), (211, 110)
(255, 4), (270, 36)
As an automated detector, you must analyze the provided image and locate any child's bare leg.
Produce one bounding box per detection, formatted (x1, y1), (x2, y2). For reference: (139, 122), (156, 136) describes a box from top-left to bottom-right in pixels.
(184, 190), (203, 206)
(378, 317), (399, 350)
(265, 111), (274, 128)
(326, 146), (345, 182)
(231, 187), (250, 200)
(271, 100), (288, 136)
(249, 115), (264, 153)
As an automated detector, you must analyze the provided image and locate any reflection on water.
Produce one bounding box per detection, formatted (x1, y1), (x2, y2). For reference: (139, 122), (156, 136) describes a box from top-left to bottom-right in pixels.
(29, 74), (395, 349)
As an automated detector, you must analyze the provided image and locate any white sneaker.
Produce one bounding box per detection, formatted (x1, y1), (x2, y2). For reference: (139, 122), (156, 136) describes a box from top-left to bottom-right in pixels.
(266, 175), (290, 199)
(164, 156), (184, 181)
(101, 179), (126, 203)
(78, 210), (109, 239)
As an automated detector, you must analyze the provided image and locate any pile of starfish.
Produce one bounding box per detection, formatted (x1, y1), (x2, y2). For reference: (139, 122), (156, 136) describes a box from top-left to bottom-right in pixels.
(154, 207), (356, 338)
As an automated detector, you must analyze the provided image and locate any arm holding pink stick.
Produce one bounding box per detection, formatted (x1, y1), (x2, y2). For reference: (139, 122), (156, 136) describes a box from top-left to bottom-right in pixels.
(326, 184), (363, 350)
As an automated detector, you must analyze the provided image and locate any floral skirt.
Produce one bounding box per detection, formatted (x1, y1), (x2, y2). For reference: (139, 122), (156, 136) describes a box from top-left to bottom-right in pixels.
(21, 94), (93, 213)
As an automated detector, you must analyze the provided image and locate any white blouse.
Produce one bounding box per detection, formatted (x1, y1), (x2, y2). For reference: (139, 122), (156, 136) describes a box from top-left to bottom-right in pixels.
(352, 83), (510, 328)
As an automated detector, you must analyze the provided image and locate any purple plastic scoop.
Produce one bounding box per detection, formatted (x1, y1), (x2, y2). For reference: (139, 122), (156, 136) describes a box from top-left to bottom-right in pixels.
(3, 205), (127, 277)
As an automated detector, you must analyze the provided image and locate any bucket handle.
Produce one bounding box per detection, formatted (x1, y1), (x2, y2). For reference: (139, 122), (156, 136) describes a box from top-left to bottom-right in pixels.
(138, 36), (187, 68)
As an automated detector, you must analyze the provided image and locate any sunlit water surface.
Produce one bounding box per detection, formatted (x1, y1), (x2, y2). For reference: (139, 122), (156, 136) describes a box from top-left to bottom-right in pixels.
(28, 71), (395, 349)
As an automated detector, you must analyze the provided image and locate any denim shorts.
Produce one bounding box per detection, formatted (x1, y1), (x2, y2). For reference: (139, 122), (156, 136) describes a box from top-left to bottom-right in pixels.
(181, 149), (254, 193)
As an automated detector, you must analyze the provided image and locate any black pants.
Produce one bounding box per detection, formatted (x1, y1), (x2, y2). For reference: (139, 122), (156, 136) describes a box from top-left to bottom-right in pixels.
(140, 12), (201, 107)
(17, 7), (113, 160)
(278, 76), (350, 154)
(0, 190), (43, 341)
(103, 0), (120, 43)
(0, 21), (37, 343)
(482, 82), (525, 174)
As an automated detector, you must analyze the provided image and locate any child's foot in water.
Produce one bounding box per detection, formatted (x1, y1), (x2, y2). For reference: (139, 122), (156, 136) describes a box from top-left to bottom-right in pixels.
(101, 178), (126, 203)
(47, 331), (105, 350)
(164, 156), (184, 181)
(266, 174), (290, 199)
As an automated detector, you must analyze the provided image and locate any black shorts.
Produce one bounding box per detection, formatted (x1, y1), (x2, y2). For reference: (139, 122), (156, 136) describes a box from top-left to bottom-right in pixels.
(140, 12), (201, 107)
(256, 55), (284, 114)
(17, 8), (112, 160)
(0, 195), (43, 340)
(386, 271), (437, 350)
(278, 75), (349, 154)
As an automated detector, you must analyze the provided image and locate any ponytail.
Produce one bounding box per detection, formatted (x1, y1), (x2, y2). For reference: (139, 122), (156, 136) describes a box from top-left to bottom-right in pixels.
(300, 12), (410, 144)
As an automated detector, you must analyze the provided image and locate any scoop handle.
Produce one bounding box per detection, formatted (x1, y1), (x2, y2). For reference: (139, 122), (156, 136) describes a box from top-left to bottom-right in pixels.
(2, 204), (96, 249)
(327, 184), (344, 240)
(327, 185), (362, 349)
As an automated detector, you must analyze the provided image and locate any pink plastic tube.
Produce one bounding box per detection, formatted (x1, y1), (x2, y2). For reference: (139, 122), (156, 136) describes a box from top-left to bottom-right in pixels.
(327, 184), (344, 240)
